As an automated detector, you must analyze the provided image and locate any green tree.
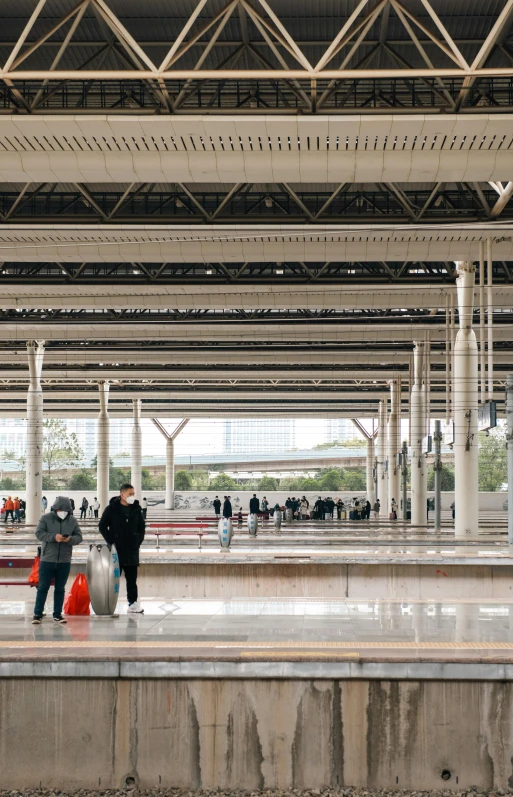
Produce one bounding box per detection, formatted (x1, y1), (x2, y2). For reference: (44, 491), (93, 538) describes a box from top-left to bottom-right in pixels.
(41, 419), (83, 481)
(258, 475), (278, 491)
(427, 464), (455, 491)
(478, 427), (507, 491)
(2, 450), (17, 461)
(190, 470), (211, 490)
(279, 476), (303, 491)
(313, 437), (366, 449)
(341, 468), (366, 491)
(67, 469), (96, 490)
(319, 468), (343, 491)
(175, 470), (193, 490)
(141, 467), (154, 490)
(150, 473), (166, 490)
(90, 456), (130, 490)
(210, 472), (238, 491)
(0, 476), (22, 490)
(299, 477), (321, 490)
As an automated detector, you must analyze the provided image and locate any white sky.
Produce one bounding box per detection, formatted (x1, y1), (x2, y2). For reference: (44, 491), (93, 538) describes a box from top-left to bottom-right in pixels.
(140, 418), (329, 457)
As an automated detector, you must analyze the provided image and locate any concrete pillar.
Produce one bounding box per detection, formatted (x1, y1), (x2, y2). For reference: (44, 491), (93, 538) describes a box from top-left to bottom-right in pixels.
(25, 341), (44, 525)
(479, 241), (486, 403)
(507, 375), (513, 545)
(411, 341), (427, 525)
(388, 379), (400, 508)
(454, 261), (479, 537)
(487, 237), (493, 401)
(366, 436), (375, 505)
(166, 436), (175, 510)
(377, 400), (388, 511)
(97, 381), (110, 511)
(131, 398), (142, 499)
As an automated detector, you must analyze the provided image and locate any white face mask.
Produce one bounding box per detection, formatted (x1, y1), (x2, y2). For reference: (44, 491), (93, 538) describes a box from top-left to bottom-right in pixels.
(125, 495), (136, 505)
(56, 510), (68, 520)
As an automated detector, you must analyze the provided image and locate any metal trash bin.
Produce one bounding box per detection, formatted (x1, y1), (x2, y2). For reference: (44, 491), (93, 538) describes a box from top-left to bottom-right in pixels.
(86, 543), (120, 616)
(218, 517), (233, 549)
(274, 511), (282, 529)
(285, 508), (293, 522)
(248, 513), (258, 536)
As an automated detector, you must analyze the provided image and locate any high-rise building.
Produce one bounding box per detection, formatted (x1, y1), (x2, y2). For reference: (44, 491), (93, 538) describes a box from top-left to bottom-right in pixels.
(0, 419), (27, 458)
(324, 419), (362, 444)
(224, 419), (296, 454)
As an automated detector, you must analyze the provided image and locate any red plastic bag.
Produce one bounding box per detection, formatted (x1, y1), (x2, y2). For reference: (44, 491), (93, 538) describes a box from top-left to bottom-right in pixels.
(64, 574), (90, 616)
(28, 556), (40, 587)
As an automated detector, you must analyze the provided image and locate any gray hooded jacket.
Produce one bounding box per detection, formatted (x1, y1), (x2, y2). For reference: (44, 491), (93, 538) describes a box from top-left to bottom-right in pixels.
(35, 496), (83, 563)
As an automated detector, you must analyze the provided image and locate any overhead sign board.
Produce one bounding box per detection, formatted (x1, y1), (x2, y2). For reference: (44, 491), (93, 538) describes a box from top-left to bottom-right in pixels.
(478, 401), (497, 432)
(421, 435), (432, 454)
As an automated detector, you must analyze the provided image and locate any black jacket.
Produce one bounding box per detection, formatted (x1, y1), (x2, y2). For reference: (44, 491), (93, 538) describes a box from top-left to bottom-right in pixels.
(213, 499), (221, 512)
(249, 497), (260, 513)
(99, 496), (145, 567)
(223, 499), (232, 518)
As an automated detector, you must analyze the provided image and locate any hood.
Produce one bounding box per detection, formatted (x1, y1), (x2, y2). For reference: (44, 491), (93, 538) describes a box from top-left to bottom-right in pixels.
(51, 496), (73, 513)
(109, 495), (140, 508)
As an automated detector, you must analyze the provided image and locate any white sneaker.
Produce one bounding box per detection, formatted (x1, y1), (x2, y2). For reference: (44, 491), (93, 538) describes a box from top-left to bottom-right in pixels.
(128, 601), (144, 613)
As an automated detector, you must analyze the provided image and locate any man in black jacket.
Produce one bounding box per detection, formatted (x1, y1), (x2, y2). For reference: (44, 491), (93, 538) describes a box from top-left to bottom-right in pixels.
(223, 495), (232, 518)
(249, 494), (260, 514)
(99, 483), (145, 614)
(213, 496), (221, 518)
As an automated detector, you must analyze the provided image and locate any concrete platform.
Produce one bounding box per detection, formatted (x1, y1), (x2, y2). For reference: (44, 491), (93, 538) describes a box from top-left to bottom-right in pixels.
(2, 598), (513, 790)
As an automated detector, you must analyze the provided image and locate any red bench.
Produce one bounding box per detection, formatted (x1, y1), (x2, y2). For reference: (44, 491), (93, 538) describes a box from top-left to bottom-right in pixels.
(0, 557), (34, 586)
(147, 525), (210, 550)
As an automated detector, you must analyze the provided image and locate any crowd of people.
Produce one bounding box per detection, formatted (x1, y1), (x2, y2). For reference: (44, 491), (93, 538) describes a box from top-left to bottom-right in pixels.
(0, 496), (26, 526)
(210, 493), (402, 521)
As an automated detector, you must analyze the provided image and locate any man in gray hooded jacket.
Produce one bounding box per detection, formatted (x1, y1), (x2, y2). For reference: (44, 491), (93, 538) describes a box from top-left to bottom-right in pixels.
(32, 496), (83, 625)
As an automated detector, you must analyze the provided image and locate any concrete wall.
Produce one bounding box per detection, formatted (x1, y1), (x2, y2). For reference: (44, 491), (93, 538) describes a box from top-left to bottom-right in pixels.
(1, 490), (508, 512)
(1, 677), (513, 790)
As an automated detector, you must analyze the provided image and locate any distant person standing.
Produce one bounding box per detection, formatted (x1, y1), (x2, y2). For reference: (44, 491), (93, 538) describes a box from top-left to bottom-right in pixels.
(314, 496), (325, 521)
(13, 497), (21, 523)
(213, 496), (221, 518)
(141, 497), (148, 520)
(80, 497), (88, 520)
(69, 498), (75, 515)
(93, 497), (100, 519)
(390, 498), (398, 520)
(223, 495), (232, 519)
(261, 497), (269, 513)
(41, 496), (47, 512)
(373, 499), (380, 520)
(99, 483), (145, 614)
(365, 499), (371, 520)
(301, 495), (310, 519)
(4, 496), (14, 523)
(249, 494), (260, 514)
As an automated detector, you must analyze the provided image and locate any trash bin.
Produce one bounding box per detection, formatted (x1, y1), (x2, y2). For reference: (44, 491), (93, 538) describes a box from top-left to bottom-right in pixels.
(86, 543), (120, 616)
(274, 511), (282, 529)
(285, 508), (293, 522)
(248, 513), (258, 536)
(218, 517), (233, 549)
(341, 509), (347, 520)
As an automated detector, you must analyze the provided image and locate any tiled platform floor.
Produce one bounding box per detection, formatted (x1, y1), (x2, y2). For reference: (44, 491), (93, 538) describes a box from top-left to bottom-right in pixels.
(1, 599), (513, 666)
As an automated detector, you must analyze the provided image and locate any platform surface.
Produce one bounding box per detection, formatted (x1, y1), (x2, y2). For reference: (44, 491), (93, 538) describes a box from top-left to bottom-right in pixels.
(1, 597), (513, 679)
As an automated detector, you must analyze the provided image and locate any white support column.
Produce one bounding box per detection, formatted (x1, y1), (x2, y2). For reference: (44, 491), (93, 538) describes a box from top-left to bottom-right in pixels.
(377, 399), (388, 512)
(25, 340), (44, 525)
(131, 398), (142, 499)
(166, 437), (175, 510)
(454, 261), (479, 538)
(151, 418), (190, 510)
(411, 341), (427, 526)
(479, 240), (486, 404)
(487, 236), (494, 401)
(388, 379), (400, 508)
(97, 381), (110, 512)
(366, 436), (375, 505)
(445, 296), (450, 422)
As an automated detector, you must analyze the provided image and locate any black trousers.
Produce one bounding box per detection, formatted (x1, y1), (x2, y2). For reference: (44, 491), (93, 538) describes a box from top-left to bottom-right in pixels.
(120, 565), (138, 604)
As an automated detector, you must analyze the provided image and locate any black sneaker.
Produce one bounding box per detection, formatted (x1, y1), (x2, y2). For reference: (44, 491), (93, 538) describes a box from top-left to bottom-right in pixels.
(32, 615), (42, 625)
(53, 615), (67, 624)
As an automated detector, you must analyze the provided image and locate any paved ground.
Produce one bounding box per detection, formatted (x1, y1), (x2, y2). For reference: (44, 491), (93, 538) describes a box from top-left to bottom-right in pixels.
(1, 599), (513, 666)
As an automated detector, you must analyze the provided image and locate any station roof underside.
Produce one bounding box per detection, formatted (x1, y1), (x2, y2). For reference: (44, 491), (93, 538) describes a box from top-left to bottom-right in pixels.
(1, 1), (513, 420)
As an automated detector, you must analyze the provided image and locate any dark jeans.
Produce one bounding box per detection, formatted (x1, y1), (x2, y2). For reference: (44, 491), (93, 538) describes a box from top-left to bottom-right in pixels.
(94, 510), (99, 518)
(80, 509), (87, 519)
(142, 508), (147, 520)
(121, 564), (138, 604)
(4, 509), (14, 522)
(34, 561), (71, 617)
